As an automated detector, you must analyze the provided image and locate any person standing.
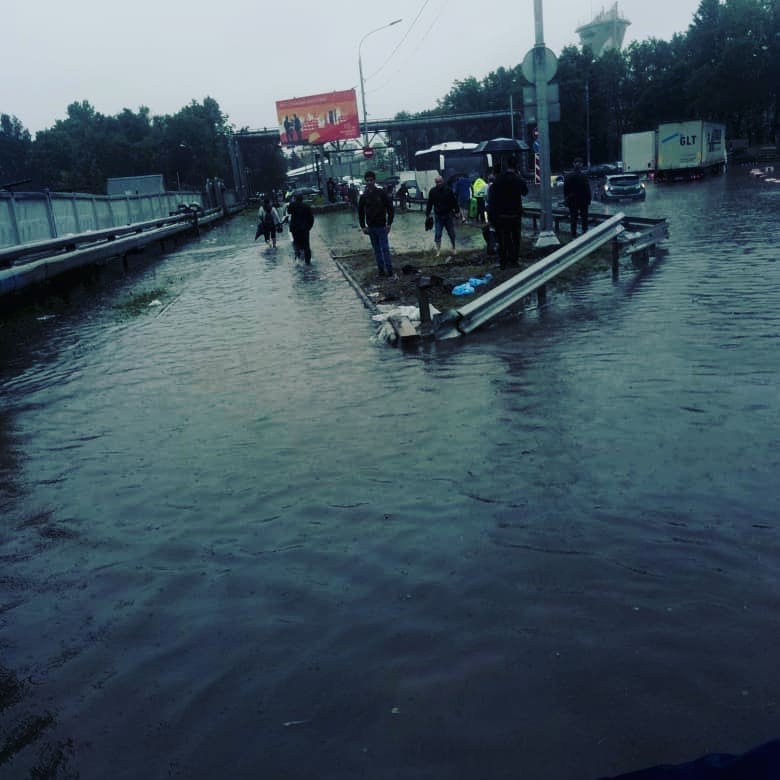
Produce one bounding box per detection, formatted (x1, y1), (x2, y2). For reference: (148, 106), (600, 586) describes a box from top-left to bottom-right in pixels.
(564, 157), (592, 237)
(288, 194), (315, 263)
(487, 156), (528, 269)
(397, 182), (409, 212)
(472, 173), (488, 223)
(358, 170), (395, 277)
(425, 175), (459, 256)
(257, 197), (283, 248)
(454, 175), (472, 223)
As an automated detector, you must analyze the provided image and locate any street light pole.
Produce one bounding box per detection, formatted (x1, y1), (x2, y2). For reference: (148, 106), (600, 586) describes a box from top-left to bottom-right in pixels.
(358, 18), (402, 147)
(585, 79), (591, 169)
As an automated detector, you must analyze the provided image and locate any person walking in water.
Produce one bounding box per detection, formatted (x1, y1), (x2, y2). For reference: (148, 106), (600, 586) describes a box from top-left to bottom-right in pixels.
(563, 157), (592, 237)
(288, 193), (315, 263)
(425, 175), (459, 256)
(358, 170), (395, 278)
(257, 198), (283, 248)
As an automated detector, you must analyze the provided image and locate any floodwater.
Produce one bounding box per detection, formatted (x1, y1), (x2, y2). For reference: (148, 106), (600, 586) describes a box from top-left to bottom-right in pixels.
(1, 168), (779, 779)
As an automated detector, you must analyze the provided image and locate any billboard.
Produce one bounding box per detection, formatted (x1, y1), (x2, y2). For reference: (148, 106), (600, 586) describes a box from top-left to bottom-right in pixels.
(276, 89), (360, 146)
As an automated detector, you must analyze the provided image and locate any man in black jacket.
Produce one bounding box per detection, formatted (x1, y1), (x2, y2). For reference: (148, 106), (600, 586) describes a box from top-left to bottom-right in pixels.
(563, 157), (592, 237)
(358, 170), (395, 277)
(487, 157), (528, 269)
(425, 176), (459, 256)
(288, 194), (315, 263)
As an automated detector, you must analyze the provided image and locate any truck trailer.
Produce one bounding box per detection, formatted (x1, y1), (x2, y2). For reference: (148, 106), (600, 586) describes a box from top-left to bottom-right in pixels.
(656, 121), (727, 180)
(621, 130), (657, 174)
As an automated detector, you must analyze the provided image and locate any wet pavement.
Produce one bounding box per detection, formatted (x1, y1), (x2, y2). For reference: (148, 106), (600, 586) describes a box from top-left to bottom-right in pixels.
(0, 169), (779, 779)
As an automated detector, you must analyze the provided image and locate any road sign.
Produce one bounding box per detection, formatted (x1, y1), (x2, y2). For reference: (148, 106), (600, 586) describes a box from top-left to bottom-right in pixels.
(362, 146), (374, 159)
(522, 47), (558, 84)
(522, 84), (561, 123)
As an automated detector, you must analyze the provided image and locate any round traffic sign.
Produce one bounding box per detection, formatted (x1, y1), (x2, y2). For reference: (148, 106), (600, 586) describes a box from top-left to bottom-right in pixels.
(362, 146), (375, 159)
(521, 46), (558, 84)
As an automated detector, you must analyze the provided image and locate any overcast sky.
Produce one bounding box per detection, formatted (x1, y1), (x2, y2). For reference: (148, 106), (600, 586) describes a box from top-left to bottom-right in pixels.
(3, 0), (702, 135)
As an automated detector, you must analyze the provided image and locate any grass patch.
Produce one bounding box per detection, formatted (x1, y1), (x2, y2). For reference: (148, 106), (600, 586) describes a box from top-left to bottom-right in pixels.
(113, 287), (169, 316)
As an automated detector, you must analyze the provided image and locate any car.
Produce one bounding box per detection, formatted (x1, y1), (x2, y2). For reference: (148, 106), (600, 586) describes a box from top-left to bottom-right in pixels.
(286, 186), (321, 203)
(599, 173), (646, 201)
(398, 179), (421, 199)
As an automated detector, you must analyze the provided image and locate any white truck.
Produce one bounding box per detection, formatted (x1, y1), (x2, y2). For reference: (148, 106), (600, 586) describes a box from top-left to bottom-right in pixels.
(621, 130), (657, 175)
(656, 121), (727, 180)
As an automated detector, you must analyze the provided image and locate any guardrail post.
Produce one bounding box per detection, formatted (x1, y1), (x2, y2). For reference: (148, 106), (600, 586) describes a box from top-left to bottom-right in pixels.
(71, 194), (81, 233)
(417, 275), (433, 330)
(6, 192), (22, 246)
(45, 191), (57, 238)
(612, 236), (620, 277)
(537, 283), (547, 306)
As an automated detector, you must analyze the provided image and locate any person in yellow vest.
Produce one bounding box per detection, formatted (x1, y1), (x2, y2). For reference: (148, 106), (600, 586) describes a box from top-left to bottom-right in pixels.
(472, 174), (487, 223)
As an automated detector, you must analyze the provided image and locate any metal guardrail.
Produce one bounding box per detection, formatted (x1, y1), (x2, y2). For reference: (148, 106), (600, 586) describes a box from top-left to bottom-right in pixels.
(0, 188), (205, 251)
(0, 205), (210, 268)
(0, 206), (224, 297)
(433, 213), (627, 340)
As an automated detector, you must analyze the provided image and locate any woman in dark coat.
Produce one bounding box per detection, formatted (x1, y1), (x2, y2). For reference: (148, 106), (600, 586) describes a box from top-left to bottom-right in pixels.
(288, 194), (315, 262)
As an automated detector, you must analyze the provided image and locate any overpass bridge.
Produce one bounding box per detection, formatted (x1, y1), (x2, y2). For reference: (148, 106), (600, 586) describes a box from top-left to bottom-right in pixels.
(236, 109), (523, 144)
(234, 109), (526, 191)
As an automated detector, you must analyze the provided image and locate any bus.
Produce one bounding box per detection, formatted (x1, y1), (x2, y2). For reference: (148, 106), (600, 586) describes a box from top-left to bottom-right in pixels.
(413, 142), (483, 198)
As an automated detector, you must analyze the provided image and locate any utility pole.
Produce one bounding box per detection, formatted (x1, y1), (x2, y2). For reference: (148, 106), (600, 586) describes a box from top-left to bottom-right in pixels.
(533, 0), (560, 248)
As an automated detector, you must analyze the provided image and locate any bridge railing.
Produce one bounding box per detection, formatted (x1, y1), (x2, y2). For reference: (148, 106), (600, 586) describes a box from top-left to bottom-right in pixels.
(0, 189), (204, 250)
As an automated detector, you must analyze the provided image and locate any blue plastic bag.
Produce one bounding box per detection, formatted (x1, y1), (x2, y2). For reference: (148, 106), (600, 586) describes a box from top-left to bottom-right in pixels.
(452, 283), (475, 296)
(468, 273), (493, 287)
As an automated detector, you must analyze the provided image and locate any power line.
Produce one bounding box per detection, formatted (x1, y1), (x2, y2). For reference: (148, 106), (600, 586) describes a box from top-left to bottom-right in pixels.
(366, 0), (446, 96)
(364, 0), (434, 83)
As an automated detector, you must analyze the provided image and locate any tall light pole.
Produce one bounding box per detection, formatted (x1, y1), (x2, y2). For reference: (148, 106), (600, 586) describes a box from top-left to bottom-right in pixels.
(585, 80), (591, 169)
(358, 18), (402, 147)
(532, 0), (560, 248)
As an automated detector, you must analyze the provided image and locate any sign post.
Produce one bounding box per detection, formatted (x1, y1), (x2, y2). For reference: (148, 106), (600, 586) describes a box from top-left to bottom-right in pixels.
(523, 0), (560, 249)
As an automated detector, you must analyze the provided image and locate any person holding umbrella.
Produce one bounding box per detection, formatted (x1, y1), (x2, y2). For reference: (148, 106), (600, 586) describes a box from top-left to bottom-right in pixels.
(487, 156), (528, 269)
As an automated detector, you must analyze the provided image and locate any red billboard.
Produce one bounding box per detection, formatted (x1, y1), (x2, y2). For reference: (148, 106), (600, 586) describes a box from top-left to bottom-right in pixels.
(276, 89), (360, 146)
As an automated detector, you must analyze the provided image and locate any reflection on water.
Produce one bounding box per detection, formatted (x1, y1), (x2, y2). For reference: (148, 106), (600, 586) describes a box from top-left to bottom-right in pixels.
(1, 170), (779, 779)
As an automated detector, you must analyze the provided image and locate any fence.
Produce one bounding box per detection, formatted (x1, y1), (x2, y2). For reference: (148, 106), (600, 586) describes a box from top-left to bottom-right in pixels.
(0, 189), (203, 250)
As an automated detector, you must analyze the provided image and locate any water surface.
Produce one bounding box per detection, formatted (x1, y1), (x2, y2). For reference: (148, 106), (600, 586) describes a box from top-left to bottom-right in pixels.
(1, 169), (779, 779)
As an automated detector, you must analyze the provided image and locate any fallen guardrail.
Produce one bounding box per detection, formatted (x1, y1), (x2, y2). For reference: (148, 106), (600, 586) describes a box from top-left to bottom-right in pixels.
(433, 213), (627, 340)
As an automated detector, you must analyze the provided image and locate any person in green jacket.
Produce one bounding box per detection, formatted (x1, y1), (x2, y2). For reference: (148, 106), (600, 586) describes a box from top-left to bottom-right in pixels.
(472, 174), (487, 223)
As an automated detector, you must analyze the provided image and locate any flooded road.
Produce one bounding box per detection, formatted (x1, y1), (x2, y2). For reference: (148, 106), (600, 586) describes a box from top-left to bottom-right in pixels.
(1, 168), (779, 779)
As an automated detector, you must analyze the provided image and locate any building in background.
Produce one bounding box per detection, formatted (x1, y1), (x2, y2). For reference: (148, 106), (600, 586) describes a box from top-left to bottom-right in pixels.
(576, 2), (631, 55)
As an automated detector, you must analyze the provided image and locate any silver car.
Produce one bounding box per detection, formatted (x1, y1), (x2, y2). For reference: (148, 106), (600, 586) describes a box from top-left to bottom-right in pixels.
(600, 174), (646, 201)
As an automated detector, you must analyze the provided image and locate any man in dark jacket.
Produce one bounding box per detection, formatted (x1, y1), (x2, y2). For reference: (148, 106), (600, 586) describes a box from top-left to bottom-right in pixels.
(425, 176), (459, 256)
(487, 157), (528, 269)
(563, 157), (592, 237)
(288, 194), (315, 263)
(358, 170), (395, 277)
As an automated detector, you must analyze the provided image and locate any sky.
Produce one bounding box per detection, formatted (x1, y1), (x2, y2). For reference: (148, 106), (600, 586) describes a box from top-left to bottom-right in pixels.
(2, 0), (703, 136)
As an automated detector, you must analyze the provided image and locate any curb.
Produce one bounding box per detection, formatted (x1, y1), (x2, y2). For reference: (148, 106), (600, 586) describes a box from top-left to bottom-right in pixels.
(329, 251), (379, 315)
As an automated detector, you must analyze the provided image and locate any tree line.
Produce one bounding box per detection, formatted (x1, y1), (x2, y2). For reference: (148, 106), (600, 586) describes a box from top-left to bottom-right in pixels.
(390, 0), (779, 170)
(0, 97), (236, 193)
(1, 0), (777, 192)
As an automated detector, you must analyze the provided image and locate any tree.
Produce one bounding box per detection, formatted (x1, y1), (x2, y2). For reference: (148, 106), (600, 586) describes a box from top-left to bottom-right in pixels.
(0, 114), (32, 185)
